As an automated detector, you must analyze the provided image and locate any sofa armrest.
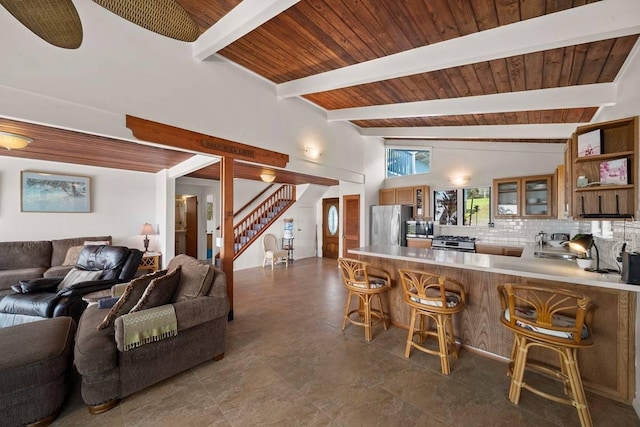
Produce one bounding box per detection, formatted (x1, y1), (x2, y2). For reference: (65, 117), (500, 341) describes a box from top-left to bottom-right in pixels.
(173, 296), (230, 331)
(57, 279), (119, 297)
(17, 277), (62, 293)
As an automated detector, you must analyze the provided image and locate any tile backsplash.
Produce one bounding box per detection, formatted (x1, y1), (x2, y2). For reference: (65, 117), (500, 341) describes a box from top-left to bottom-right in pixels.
(437, 218), (640, 268)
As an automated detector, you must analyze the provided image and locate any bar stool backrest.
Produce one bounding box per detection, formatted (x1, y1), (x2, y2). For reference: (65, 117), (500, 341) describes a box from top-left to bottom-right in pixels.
(498, 283), (592, 345)
(398, 269), (466, 313)
(338, 258), (373, 289)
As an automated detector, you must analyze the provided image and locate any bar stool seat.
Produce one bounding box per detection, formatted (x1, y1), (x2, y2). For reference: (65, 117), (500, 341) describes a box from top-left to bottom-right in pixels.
(498, 283), (594, 427)
(398, 269), (466, 375)
(338, 258), (390, 342)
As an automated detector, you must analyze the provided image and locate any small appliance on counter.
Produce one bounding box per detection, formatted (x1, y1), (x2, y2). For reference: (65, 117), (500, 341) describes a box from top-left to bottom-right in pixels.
(622, 252), (640, 285)
(406, 219), (434, 239)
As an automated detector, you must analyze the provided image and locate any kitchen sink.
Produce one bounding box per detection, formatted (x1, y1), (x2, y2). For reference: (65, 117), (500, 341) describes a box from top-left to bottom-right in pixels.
(534, 251), (578, 261)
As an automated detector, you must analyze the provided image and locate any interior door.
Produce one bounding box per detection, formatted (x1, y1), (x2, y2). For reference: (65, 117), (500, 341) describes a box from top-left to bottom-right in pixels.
(322, 198), (339, 259)
(295, 206), (316, 259)
(185, 196), (198, 258)
(342, 194), (360, 256)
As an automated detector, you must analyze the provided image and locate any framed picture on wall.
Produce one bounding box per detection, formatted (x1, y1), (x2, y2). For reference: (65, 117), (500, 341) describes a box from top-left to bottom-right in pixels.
(21, 171), (91, 213)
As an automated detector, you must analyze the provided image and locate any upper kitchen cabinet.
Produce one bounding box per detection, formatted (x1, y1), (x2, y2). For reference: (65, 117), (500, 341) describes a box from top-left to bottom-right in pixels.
(395, 187), (414, 205)
(571, 116), (639, 219)
(493, 175), (554, 219)
(378, 186), (430, 216)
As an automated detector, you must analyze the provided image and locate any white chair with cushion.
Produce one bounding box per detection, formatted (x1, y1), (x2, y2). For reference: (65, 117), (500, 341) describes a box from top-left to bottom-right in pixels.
(498, 283), (594, 427)
(262, 233), (288, 269)
(398, 268), (466, 375)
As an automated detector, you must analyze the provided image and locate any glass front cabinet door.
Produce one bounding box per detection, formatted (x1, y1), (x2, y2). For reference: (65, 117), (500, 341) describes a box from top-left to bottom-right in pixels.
(522, 176), (553, 217)
(494, 179), (520, 217)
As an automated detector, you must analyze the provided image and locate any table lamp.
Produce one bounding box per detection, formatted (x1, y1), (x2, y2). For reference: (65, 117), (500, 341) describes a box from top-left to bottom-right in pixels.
(140, 223), (156, 252)
(568, 233), (615, 274)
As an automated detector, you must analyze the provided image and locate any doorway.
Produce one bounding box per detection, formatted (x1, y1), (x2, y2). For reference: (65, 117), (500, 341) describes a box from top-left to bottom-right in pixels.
(175, 195), (198, 257)
(322, 198), (339, 259)
(342, 194), (360, 256)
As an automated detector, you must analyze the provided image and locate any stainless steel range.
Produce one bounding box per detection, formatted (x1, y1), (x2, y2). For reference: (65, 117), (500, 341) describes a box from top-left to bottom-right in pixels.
(431, 236), (476, 253)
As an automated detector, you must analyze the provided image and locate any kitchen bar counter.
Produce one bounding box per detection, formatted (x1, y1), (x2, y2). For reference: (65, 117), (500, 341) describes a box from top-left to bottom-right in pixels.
(350, 244), (639, 292)
(348, 245), (637, 403)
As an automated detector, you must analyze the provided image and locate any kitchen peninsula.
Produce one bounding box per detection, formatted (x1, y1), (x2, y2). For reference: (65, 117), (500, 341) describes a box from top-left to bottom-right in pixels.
(349, 245), (638, 404)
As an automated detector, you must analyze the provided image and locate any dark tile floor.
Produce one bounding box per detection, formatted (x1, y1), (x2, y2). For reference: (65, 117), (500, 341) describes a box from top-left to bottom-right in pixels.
(54, 258), (640, 426)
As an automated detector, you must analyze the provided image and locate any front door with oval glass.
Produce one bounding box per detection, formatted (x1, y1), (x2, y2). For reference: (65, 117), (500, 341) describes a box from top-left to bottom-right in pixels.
(322, 198), (339, 259)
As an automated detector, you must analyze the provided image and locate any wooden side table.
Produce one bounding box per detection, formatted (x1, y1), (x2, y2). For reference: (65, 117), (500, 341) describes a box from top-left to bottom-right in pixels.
(139, 252), (162, 273)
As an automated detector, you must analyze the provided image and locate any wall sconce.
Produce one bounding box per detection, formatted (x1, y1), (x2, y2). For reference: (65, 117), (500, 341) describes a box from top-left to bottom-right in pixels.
(449, 175), (470, 186)
(260, 170), (276, 183)
(0, 131), (32, 150)
(304, 147), (322, 160)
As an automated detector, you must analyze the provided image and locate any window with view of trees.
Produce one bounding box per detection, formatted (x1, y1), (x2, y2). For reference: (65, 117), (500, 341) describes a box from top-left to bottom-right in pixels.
(463, 187), (491, 226)
(386, 148), (431, 178)
(434, 190), (457, 225)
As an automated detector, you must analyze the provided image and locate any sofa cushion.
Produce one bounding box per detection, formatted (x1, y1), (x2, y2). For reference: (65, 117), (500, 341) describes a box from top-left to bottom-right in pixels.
(130, 267), (181, 312)
(0, 241), (51, 270)
(0, 268), (47, 293)
(0, 293), (60, 318)
(63, 245), (84, 266)
(44, 265), (74, 278)
(75, 306), (118, 375)
(0, 317), (75, 395)
(169, 255), (214, 302)
(58, 268), (103, 290)
(50, 236), (112, 267)
(97, 269), (167, 330)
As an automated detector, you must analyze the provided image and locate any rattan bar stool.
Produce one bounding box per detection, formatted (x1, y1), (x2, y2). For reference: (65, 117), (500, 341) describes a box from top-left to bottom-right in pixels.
(338, 258), (391, 342)
(398, 269), (466, 375)
(498, 283), (594, 427)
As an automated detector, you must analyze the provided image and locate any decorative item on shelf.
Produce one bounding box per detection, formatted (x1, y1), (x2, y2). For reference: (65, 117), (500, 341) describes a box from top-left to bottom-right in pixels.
(599, 158), (628, 185)
(0, 131), (32, 150)
(260, 170), (276, 183)
(568, 233), (617, 274)
(577, 129), (602, 157)
(283, 218), (293, 239)
(577, 175), (589, 188)
(140, 223), (156, 252)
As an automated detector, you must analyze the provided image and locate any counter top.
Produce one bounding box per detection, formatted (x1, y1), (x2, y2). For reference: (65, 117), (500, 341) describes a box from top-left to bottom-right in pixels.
(348, 245), (640, 292)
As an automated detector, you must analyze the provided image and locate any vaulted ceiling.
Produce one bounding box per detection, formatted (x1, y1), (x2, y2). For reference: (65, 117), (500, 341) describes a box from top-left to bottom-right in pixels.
(178, 0), (639, 143)
(0, 0), (638, 179)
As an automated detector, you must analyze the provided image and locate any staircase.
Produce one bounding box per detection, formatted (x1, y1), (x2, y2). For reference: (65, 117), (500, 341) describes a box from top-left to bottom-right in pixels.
(232, 184), (296, 259)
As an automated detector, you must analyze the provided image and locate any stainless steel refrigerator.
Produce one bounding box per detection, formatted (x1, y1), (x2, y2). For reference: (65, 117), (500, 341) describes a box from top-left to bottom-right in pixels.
(370, 205), (413, 247)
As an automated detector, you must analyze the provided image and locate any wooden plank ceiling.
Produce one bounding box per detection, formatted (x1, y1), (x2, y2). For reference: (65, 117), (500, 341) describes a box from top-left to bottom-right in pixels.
(0, 118), (338, 186)
(179, 0), (639, 143)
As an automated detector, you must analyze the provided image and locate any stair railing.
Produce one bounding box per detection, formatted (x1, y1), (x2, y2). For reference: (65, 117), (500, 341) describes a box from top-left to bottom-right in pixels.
(232, 184), (295, 259)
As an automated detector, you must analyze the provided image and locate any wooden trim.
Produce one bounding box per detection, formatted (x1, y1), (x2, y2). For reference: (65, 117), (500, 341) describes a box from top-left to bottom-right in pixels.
(216, 184), (275, 231)
(126, 115), (289, 168)
(221, 157), (234, 318)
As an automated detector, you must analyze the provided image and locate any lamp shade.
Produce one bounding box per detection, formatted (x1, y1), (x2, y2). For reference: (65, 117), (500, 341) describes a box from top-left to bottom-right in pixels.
(260, 170), (276, 183)
(140, 223), (156, 236)
(568, 234), (593, 254)
(0, 131), (32, 150)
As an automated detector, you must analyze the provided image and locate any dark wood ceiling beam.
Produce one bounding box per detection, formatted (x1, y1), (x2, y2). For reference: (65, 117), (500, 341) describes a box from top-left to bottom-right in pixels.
(126, 115), (289, 168)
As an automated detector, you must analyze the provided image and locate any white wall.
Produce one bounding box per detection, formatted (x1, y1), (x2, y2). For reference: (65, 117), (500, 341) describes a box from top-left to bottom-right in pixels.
(0, 157), (156, 250)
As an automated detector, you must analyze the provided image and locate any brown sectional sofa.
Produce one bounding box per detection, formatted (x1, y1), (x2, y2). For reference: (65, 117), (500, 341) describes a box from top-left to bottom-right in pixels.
(0, 236), (112, 298)
(74, 255), (229, 413)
